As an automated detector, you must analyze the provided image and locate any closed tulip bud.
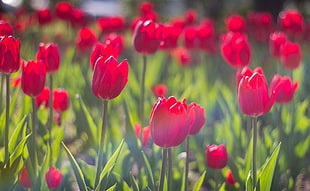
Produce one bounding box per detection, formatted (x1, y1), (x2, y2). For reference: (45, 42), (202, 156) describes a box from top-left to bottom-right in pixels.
(132, 20), (162, 55)
(45, 167), (62, 189)
(150, 96), (191, 148)
(53, 89), (69, 113)
(0, 36), (20, 74)
(36, 43), (60, 73)
(21, 60), (46, 97)
(142, 126), (151, 147)
(92, 56), (128, 100)
(36, 87), (50, 108)
(226, 170), (236, 185)
(188, 103), (206, 135)
(206, 144), (228, 169)
(269, 32), (287, 59)
(225, 14), (246, 33)
(237, 67), (277, 117)
(0, 20), (14, 36)
(55, 1), (73, 21)
(270, 75), (298, 104)
(221, 32), (251, 68)
(19, 167), (32, 188)
(36, 8), (53, 25)
(280, 41), (302, 71)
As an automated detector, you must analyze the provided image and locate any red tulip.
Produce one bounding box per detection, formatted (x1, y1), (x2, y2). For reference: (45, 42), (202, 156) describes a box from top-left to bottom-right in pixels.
(36, 87), (50, 108)
(159, 24), (182, 50)
(225, 14), (245, 33)
(11, 74), (21, 88)
(173, 47), (191, 67)
(280, 41), (302, 70)
(36, 43), (60, 73)
(221, 32), (251, 68)
(54, 112), (61, 126)
(206, 144), (228, 169)
(0, 20), (14, 36)
(55, 1), (73, 21)
(134, 123), (142, 139)
(269, 32), (287, 59)
(183, 26), (199, 49)
(150, 96), (191, 148)
(132, 20), (162, 55)
(92, 56), (128, 100)
(185, 9), (197, 26)
(188, 103), (206, 135)
(76, 27), (97, 53)
(70, 8), (89, 28)
(152, 84), (168, 97)
(103, 33), (124, 58)
(270, 75), (298, 104)
(198, 19), (217, 55)
(97, 16), (126, 34)
(0, 36), (20, 74)
(53, 89), (69, 113)
(19, 167), (32, 188)
(247, 12), (274, 42)
(36, 8), (53, 25)
(139, 1), (154, 17)
(226, 170), (236, 185)
(45, 167), (62, 189)
(21, 60), (46, 97)
(142, 125), (151, 147)
(278, 9), (303, 38)
(237, 67), (277, 117)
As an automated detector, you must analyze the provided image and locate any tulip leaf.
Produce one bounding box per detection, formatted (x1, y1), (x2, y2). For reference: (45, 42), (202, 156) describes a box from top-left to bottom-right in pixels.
(246, 172), (252, 191)
(294, 134), (310, 158)
(193, 171), (206, 191)
(62, 142), (88, 191)
(141, 151), (155, 190)
(52, 127), (64, 163)
(9, 115), (27, 153)
(130, 172), (140, 191)
(244, 137), (253, 180)
(106, 183), (117, 191)
(219, 183), (226, 191)
(10, 133), (31, 164)
(258, 143), (281, 191)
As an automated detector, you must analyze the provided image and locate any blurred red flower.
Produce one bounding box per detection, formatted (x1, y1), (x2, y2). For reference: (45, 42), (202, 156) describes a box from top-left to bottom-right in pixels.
(45, 167), (62, 189)
(0, 36), (20, 74)
(206, 144), (228, 169)
(270, 75), (298, 104)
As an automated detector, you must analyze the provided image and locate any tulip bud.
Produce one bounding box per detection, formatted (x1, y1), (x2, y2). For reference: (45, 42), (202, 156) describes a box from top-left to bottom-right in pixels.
(142, 126), (151, 147)
(270, 75), (298, 104)
(53, 89), (69, 113)
(36, 87), (50, 108)
(278, 9), (303, 38)
(55, 1), (73, 21)
(45, 167), (62, 189)
(0, 20), (14, 36)
(226, 170), (236, 185)
(188, 103), (206, 135)
(206, 144), (228, 169)
(0, 36), (21, 74)
(269, 32), (287, 59)
(280, 41), (302, 71)
(152, 84), (168, 97)
(76, 27), (97, 53)
(36, 8), (53, 25)
(19, 167), (32, 188)
(225, 14), (245, 33)
(36, 43), (60, 73)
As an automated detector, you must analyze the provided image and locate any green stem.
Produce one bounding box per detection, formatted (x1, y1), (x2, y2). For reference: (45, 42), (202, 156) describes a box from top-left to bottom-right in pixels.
(185, 137), (190, 191)
(48, 74), (53, 166)
(168, 148), (172, 191)
(139, 55), (147, 128)
(0, 74), (4, 112)
(31, 98), (38, 174)
(158, 148), (168, 191)
(94, 100), (109, 188)
(278, 105), (283, 140)
(251, 116), (257, 189)
(214, 170), (219, 191)
(4, 74), (10, 164)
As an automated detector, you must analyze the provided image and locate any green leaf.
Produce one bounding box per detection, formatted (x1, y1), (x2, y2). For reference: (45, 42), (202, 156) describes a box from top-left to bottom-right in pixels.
(8, 115), (27, 153)
(246, 172), (252, 191)
(10, 133), (31, 163)
(62, 142), (88, 191)
(219, 182), (226, 191)
(193, 171), (206, 191)
(106, 183), (117, 191)
(244, 137), (253, 181)
(141, 151), (155, 190)
(258, 143), (281, 191)
(294, 134), (310, 158)
(130, 172), (140, 191)
(95, 140), (124, 191)
(52, 127), (64, 162)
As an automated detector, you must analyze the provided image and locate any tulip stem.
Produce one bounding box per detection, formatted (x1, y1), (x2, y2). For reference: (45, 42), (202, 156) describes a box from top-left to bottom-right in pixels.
(4, 74), (10, 165)
(0, 74), (4, 112)
(95, 100), (108, 188)
(158, 148), (168, 191)
(251, 116), (257, 189)
(139, 55), (147, 129)
(168, 148), (172, 191)
(214, 169), (219, 191)
(278, 105), (283, 140)
(185, 136), (190, 191)
(48, 74), (53, 166)
(31, 98), (38, 174)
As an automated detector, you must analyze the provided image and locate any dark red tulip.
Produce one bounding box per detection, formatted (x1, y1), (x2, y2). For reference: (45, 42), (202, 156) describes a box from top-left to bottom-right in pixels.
(19, 167), (32, 188)
(226, 170), (236, 185)
(45, 167), (62, 189)
(76, 27), (97, 53)
(90, 42), (115, 70)
(198, 19), (217, 55)
(183, 26), (199, 49)
(269, 32), (287, 59)
(36, 8), (53, 25)
(152, 84), (168, 97)
(139, 1), (154, 17)
(36, 87), (50, 108)
(55, 1), (73, 21)
(0, 36), (20, 74)
(160, 24), (182, 50)
(188, 103), (206, 135)
(142, 126), (151, 147)
(21, 60), (46, 97)
(185, 9), (197, 26)
(132, 20), (162, 55)
(92, 56), (128, 100)
(225, 14), (245, 33)
(237, 67), (277, 117)
(206, 144), (228, 169)
(221, 32), (250, 68)
(103, 33), (124, 58)
(278, 9), (303, 38)
(150, 97), (191, 148)
(53, 89), (69, 113)
(70, 8), (89, 28)
(280, 41), (302, 70)
(270, 75), (298, 104)
(0, 20), (14, 36)
(36, 43), (60, 73)
(97, 16), (125, 34)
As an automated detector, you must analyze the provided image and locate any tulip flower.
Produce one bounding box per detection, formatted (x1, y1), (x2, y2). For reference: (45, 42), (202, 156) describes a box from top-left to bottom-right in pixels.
(206, 144), (228, 169)
(97, 16), (126, 34)
(134, 123), (142, 139)
(247, 12), (274, 42)
(278, 9), (303, 38)
(159, 24), (182, 51)
(270, 75), (298, 104)
(139, 1), (154, 17)
(55, 1), (73, 21)
(53, 89), (69, 113)
(173, 47), (191, 67)
(19, 167), (32, 188)
(36, 43), (60, 73)
(152, 84), (168, 97)
(280, 41), (302, 71)
(21, 60), (46, 97)
(183, 26), (199, 49)
(36, 8), (53, 25)
(45, 167), (62, 189)
(226, 170), (236, 185)
(185, 9), (197, 26)
(36, 87), (50, 108)
(70, 8), (89, 28)
(150, 96), (191, 148)
(76, 27), (97, 53)
(188, 103), (206, 135)
(269, 32), (287, 59)
(142, 126), (151, 147)
(92, 56), (128, 100)
(0, 20), (14, 36)
(198, 19), (217, 55)
(221, 32), (251, 68)
(132, 20), (162, 55)
(225, 14), (246, 33)
(0, 36), (21, 74)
